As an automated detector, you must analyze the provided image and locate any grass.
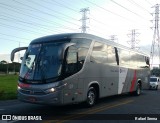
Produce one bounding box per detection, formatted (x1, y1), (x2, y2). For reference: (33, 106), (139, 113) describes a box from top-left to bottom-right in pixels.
(0, 75), (18, 100)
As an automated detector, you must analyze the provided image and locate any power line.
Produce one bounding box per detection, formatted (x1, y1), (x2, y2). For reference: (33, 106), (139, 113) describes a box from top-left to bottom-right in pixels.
(27, 0), (78, 21)
(145, 0), (153, 6)
(50, 0), (79, 13)
(12, 0), (80, 27)
(0, 17), (57, 33)
(0, 38), (28, 44)
(0, 22), (45, 35)
(51, 0), (111, 29)
(128, 0), (151, 14)
(110, 0), (149, 21)
(84, 0), (134, 22)
(0, 33), (30, 41)
(0, 3), (78, 32)
(0, 15), (70, 33)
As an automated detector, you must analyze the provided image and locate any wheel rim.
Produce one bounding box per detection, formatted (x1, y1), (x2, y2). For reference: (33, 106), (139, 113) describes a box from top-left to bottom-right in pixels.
(87, 91), (95, 105)
(137, 86), (140, 95)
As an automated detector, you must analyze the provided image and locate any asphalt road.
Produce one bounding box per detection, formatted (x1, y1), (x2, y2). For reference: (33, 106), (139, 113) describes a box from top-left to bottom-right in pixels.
(1, 89), (160, 123)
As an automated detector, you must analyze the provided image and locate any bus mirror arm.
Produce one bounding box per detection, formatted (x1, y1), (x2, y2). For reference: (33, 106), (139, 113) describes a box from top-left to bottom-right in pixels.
(11, 47), (28, 62)
(60, 43), (76, 60)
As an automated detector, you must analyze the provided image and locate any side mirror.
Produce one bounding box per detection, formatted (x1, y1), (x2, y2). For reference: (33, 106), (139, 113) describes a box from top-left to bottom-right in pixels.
(60, 43), (76, 60)
(11, 47), (28, 62)
(64, 45), (78, 75)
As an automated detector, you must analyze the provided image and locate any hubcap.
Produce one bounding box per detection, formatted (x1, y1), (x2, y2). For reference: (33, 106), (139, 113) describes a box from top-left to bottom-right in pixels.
(137, 86), (140, 95)
(88, 91), (95, 105)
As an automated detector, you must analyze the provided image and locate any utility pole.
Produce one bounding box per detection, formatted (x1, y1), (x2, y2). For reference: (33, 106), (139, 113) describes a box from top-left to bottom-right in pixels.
(80, 7), (89, 33)
(150, 4), (160, 68)
(110, 35), (118, 43)
(127, 29), (140, 50)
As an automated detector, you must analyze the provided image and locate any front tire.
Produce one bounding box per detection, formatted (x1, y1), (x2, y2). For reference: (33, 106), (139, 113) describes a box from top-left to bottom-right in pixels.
(86, 87), (96, 107)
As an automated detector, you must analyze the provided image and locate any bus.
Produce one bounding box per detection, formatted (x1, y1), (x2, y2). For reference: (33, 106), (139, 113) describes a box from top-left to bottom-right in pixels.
(11, 33), (150, 107)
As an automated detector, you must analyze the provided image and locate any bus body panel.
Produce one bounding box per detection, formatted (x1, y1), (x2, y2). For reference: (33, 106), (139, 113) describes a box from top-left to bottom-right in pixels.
(12, 33), (150, 105)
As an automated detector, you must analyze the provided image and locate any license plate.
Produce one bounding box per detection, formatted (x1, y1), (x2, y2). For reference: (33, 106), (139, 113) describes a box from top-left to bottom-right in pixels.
(28, 97), (36, 102)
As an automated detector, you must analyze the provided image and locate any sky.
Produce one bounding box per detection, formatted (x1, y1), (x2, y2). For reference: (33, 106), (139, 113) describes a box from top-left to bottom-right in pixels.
(0, 0), (159, 63)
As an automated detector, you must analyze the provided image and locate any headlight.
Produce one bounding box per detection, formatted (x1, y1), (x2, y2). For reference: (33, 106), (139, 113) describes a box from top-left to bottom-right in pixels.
(17, 85), (21, 90)
(45, 88), (56, 93)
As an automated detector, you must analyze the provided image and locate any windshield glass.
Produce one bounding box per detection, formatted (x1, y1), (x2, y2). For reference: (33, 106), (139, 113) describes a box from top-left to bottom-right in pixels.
(20, 43), (63, 82)
(150, 78), (157, 82)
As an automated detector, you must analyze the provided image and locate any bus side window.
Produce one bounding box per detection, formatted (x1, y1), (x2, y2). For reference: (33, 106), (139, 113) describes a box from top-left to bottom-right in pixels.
(71, 39), (92, 71)
(130, 52), (137, 68)
(118, 49), (130, 66)
(65, 46), (78, 76)
(91, 42), (107, 63)
(107, 45), (116, 65)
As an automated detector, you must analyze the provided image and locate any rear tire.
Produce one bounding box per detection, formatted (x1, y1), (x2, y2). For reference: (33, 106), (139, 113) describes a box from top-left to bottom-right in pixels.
(134, 83), (141, 96)
(86, 87), (96, 107)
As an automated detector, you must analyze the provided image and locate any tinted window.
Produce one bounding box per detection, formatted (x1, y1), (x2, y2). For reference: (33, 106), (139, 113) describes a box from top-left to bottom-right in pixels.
(71, 39), (92, 70)
(137, 54), (147, 67)
(65, 46), (78, 76)
(107, 45), (116, 65)
(130, 52), (137, 67)
(91, 42), (107, 63)
(119, 49), (130, 66)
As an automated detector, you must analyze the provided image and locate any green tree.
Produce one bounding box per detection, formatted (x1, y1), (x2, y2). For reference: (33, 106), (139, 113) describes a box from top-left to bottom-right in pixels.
(0, 60), (7, 64)
(151, 68), (160, 77)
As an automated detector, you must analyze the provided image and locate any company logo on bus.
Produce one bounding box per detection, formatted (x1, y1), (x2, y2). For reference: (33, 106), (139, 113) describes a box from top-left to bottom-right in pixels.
(120, 69), (126, 73)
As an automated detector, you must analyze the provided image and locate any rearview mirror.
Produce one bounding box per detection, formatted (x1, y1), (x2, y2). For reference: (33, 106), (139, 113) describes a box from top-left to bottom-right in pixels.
(11, 47), (28, 62)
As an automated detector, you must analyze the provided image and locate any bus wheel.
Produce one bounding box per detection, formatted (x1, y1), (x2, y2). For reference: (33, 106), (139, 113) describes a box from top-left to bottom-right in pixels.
(86, 87), (96, 107)
(134, 83), (141, 96)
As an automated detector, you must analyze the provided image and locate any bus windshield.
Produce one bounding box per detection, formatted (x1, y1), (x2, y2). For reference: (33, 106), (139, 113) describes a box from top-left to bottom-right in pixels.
(20, 43), (63, 83)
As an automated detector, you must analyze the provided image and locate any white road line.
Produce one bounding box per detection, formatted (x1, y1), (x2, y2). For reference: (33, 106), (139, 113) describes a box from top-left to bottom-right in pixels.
(0, 109), (5, 111)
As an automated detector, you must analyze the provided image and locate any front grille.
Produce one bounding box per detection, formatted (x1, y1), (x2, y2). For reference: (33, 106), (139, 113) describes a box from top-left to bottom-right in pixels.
(19, 89), (46, 95)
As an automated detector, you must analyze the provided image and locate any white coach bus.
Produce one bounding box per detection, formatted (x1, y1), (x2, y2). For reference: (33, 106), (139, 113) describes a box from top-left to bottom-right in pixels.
(11, 33), (150, 107)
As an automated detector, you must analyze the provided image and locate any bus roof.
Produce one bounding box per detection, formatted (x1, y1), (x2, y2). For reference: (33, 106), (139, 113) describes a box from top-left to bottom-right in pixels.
(30, 33), (149, 57)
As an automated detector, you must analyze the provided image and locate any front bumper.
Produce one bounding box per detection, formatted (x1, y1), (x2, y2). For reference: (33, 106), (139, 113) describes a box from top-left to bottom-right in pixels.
(18, 89), (63, 105)
(150, 84), (158, 89)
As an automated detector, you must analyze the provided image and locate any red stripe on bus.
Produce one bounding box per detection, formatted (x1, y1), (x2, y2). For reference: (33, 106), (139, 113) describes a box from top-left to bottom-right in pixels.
(130, 70), (137, 92)
(18, 83), (30, 88)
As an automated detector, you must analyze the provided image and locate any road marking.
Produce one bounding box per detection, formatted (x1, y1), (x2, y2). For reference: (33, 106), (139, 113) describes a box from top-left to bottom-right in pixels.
(0, 109), (5, 110)
(44, 99), (134, 123)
